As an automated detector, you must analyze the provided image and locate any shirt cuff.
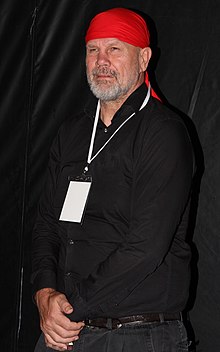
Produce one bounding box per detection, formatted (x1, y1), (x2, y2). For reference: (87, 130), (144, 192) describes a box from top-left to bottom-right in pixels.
(32, 269), (57, 296)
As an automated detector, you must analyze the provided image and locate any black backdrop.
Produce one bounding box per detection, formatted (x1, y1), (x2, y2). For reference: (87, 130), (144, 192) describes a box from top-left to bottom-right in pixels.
(0, 0), (220, 351)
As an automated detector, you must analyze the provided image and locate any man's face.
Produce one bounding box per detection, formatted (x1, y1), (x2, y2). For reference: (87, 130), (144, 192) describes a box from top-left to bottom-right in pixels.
(86, 38), (148, 102)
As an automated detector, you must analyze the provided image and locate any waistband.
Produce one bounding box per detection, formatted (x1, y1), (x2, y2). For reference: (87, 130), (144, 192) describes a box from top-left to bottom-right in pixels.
(85, 312), (183, 330)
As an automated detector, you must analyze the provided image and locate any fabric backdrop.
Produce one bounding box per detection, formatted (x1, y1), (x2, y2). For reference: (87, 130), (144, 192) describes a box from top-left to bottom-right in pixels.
(0, 0), (219, 351)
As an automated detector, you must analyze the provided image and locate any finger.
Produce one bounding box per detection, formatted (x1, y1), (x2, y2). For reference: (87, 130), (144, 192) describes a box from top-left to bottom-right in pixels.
(64, 321), (85, 332)
(45, 335), (78, 351)
(42, 308), (84, 335)
(58, 296), (73, 315)
(44, 332), (79, 347)
(45, 334), (68, 351)
(42, 318), (84, 339)
(53, 316), (85, 333)
(61, 301), (73, 315)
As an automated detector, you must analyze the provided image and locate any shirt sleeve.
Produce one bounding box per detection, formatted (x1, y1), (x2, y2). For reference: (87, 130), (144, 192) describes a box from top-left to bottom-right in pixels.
(31, 133), (61, 294)
(82, 117), (194, 314)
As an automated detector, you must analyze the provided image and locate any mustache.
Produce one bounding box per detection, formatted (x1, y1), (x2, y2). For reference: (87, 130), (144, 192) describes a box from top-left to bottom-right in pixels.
(92, 67), (118, 78)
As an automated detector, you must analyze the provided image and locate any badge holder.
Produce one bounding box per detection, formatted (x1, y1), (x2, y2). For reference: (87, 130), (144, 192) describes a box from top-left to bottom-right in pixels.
(59, 174), (92, 224)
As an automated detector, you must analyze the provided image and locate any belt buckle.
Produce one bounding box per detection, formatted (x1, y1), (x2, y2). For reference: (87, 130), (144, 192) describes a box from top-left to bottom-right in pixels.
(85, 318), (123, 330)
(107, 318), (122, 330)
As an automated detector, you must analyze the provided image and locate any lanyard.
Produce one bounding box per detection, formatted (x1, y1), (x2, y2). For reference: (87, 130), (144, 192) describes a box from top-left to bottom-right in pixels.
(83, 84), (151, 173)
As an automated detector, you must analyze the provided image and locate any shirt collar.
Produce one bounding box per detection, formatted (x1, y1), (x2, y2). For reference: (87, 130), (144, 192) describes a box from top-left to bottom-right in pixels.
(84, 83), (148, 123)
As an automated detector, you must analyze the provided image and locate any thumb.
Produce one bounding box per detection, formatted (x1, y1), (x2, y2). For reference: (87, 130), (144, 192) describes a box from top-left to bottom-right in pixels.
(59, 296), (73, 314)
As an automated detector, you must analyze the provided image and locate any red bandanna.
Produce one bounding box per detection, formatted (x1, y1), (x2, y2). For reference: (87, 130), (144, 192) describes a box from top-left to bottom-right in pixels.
(86, 8), (160, 101)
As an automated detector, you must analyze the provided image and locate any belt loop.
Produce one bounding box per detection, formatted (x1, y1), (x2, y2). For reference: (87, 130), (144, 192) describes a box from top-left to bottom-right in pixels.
(159, 313), (164, 322)
(106, 318), (112, 329)
(180, 312), (183, 321)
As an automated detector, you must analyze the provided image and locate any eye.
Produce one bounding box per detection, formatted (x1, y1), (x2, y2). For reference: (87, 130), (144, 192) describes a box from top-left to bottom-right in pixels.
(87, 47), (98, 54)
(110, 46), (120, 52)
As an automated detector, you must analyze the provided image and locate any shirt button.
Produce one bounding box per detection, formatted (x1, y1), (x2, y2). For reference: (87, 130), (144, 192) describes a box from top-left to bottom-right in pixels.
(65, 272), (72, 277)
(104, 128), (108, 133)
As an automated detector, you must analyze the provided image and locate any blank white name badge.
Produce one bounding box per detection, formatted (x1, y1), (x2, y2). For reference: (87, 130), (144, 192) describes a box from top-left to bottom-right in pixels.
(59, 175), (92, 223)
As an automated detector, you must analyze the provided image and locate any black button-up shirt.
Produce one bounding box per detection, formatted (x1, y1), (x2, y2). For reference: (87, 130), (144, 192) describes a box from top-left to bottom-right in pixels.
(32, 84), (194, 321)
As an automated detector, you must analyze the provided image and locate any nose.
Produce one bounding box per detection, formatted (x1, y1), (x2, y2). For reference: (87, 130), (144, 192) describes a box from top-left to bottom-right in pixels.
(96, 50), (110, 67)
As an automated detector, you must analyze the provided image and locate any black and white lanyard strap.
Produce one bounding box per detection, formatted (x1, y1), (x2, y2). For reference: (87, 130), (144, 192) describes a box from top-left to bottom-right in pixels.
(83, 84), (151, 173)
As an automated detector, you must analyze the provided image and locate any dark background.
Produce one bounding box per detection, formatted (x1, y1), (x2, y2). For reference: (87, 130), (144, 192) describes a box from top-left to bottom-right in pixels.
(0, 0), (219, 351)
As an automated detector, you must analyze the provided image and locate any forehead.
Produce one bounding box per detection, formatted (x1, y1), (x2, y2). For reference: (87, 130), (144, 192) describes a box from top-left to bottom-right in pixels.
(86, 37), (129, 47)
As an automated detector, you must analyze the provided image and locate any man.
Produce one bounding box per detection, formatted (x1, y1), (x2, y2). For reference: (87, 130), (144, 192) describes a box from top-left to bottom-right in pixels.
(32, 7), (194, 352)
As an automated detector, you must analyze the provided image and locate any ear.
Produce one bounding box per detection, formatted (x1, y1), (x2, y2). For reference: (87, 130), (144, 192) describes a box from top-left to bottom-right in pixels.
(139, 47), (152, 72)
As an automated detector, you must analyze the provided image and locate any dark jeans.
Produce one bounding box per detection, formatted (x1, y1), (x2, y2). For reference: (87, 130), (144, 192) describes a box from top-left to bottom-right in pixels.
(34, 320), (189, 352)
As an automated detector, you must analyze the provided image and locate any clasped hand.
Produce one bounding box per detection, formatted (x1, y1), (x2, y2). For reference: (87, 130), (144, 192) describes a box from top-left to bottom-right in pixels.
(35, 288), (85, 351)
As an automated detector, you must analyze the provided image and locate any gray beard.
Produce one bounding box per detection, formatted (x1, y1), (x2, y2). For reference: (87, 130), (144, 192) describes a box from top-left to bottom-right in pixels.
(87, 79), (126, 101)
(87, 67), (137, 102)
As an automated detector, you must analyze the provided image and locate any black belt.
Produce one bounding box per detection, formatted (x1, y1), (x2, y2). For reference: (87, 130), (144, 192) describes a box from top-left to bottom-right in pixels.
(85, 312), (182, 330)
